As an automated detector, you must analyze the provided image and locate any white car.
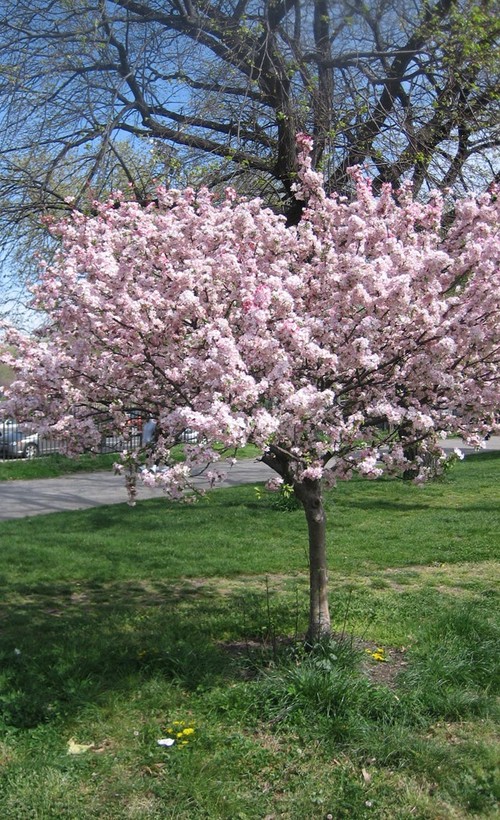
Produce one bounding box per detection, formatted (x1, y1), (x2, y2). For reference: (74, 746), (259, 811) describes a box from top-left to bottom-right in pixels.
(0, 419), (60, 459)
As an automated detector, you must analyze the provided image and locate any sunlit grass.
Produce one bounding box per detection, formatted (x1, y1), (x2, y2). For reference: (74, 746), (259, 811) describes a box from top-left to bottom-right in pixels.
(0, 451), (119, 481)
(0, 453), (497, 587)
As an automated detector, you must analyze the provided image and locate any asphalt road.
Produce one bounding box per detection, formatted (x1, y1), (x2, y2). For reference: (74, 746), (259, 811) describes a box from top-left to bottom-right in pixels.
(0, 458), (275, 520)
(0, 436), (498, 521)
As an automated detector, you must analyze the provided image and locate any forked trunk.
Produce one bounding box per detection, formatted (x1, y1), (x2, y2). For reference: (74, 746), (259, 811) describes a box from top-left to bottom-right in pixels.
(295, 478), (331, 642)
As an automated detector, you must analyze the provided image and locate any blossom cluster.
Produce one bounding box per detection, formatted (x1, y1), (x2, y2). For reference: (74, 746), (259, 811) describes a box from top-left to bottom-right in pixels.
(1, 136), (498, 498)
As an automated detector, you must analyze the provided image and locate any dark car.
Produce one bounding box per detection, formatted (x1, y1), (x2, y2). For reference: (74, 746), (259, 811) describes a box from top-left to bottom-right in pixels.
(0, 419), (60, 459)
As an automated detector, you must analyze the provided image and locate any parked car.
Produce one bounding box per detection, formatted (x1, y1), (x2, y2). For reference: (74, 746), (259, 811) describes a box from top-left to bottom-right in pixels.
(0, 419), (60, 459)
(125, 409), (143, 434)
(94, 407), (143, 453)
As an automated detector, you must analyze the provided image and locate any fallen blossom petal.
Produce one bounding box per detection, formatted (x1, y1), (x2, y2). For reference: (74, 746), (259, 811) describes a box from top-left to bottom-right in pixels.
(67, 738), (94, 755)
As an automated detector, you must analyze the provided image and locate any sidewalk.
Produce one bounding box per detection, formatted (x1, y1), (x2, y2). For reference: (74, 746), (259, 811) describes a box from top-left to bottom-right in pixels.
(0, 458), (275, 520)
(0, 437), (498, 521)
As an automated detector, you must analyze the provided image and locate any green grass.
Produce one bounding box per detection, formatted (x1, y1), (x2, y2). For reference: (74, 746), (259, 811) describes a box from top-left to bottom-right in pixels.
(0, 451), (119, 481)
(0, 453), (498, 818)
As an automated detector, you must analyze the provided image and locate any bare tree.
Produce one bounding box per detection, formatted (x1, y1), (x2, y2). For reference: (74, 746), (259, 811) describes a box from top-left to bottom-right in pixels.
(0, 0), (498, 302)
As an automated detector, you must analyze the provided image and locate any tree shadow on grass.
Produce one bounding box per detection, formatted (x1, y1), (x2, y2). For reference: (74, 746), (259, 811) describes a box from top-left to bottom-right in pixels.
(337, 499), (431, 512)
(82, 492), (276, 533)
(465, 451), (500, 463)
(337, 496), (499, 515)
(0, 579), (297, 730)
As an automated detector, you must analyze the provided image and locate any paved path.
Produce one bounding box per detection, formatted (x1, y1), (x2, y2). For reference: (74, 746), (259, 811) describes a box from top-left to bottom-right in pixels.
(0, 459), (275, 520)
(0, 437), (498, 521)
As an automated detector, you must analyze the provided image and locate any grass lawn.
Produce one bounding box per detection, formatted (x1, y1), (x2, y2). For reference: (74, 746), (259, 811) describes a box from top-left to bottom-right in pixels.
(0, 452), (121, 481)
(0, 453), (498, 818)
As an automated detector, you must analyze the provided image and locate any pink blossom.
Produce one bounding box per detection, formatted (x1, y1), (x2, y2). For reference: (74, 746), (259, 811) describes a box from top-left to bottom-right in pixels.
(1, 135), (498, 505)
(300, 465), (324, 481)
(357, 455), (383, 478)
(266, 476), (284, 492)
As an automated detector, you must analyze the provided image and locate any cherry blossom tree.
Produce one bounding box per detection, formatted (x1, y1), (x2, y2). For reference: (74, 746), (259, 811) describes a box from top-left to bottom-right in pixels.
(2, 136), (499, 641)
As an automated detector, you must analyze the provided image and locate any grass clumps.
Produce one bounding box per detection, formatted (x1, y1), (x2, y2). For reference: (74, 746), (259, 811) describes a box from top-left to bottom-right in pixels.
(0, 453), (498, 817)
(1, 577), (498, 817)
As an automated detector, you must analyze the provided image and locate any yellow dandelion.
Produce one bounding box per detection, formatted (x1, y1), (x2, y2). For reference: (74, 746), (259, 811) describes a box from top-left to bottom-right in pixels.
(366, 646), (387, 661)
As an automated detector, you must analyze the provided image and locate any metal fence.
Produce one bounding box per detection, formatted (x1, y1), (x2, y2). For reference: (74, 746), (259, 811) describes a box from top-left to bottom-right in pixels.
(0, 419), (141, 461)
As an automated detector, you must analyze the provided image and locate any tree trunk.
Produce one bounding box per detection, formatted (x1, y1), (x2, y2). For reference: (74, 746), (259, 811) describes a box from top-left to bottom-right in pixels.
(294, 478), (331, 643)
